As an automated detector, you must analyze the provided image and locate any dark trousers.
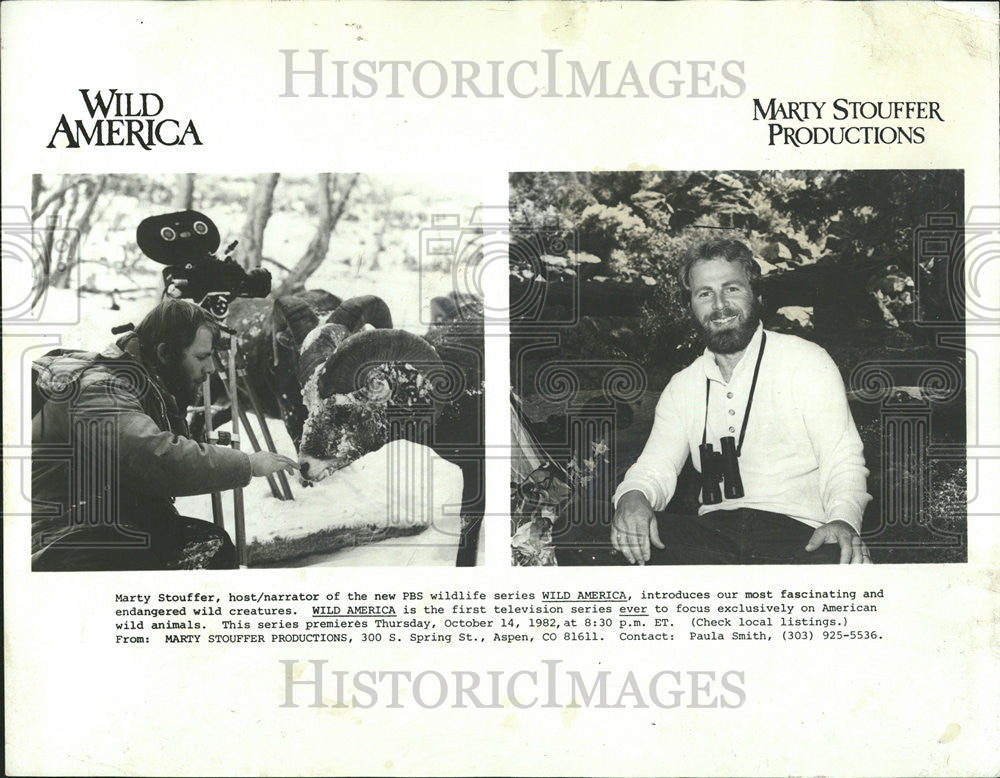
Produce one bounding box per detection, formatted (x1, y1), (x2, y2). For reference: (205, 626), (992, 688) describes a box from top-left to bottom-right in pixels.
(32, 512), (236, 572)
(554, 505), (841, 566)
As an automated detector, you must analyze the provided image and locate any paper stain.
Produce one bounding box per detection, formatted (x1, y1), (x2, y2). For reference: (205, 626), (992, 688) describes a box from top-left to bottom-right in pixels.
(322, 702), (351, 717)
(541, 2), (588, 46)
(502, 712), (519, 730)
(985, 566), (1000, 595)
(930, 2), (998, 61)
(851, 686), (874, 714)
(861, 2), (994, 65)
(938, 723), (961, 744)
(561, 705), (580, 728)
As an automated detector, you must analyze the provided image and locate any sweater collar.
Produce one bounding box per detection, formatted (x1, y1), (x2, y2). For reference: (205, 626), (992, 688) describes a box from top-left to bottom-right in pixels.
(699, 323), (765, 385)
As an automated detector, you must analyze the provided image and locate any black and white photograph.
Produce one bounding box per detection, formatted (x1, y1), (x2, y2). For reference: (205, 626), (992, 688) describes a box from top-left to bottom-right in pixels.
(28, 172), (485, 569)
(4, 2), (998, 776)
(510, 170), (966, 566)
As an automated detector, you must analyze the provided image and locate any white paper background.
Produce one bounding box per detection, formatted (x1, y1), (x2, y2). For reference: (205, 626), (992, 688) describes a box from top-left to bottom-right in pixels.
(3, 2), (999, 775)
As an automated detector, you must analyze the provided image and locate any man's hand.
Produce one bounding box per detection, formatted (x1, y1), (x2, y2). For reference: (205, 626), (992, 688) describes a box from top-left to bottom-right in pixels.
(805, 519), (870, 564)
(249, 451), (299, 477)
(611, 490), (664, 565)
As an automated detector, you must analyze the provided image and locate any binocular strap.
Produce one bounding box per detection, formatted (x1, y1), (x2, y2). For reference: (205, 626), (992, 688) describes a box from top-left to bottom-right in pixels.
(702, 331), (767, 456)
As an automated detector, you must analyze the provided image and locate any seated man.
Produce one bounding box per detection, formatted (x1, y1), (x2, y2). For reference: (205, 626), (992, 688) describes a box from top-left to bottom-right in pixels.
(31, 298), (297, 571)
(610, 238), (872, 565)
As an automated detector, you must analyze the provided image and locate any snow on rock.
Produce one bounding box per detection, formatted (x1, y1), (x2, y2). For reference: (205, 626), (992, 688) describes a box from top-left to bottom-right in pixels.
(175, 418), (465, 567)
(247, 439), (463, 566)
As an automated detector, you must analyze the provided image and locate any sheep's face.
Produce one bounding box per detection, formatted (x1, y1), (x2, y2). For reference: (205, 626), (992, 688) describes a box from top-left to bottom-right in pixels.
(297, 363), (434, 483)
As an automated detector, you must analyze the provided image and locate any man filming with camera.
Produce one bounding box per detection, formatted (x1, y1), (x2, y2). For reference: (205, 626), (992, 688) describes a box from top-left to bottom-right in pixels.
(611, 238), (872, 565)
(32, 298), (298, 571)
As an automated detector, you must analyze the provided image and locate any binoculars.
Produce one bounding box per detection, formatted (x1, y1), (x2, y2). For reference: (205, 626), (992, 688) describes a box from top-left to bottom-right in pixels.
(699, 436), (744, 505)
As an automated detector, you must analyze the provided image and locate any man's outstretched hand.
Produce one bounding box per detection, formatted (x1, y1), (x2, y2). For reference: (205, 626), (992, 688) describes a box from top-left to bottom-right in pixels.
(249, 451), (299, 477)
(611, 490), (664, 565)
(805, 519), (871, 564)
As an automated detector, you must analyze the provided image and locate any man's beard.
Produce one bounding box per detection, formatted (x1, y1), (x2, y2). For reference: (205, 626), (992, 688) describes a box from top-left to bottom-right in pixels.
(693, 298), (762, 355)
(158, 362), (203, 410)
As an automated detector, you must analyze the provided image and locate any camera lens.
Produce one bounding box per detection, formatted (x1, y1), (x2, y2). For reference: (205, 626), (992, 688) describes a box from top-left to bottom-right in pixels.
(160, 227), (177, 242)
(243, 268), (272, 298)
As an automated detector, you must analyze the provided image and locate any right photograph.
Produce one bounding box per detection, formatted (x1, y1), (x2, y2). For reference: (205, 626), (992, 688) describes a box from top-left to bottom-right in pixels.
(509, 170), (967, 566)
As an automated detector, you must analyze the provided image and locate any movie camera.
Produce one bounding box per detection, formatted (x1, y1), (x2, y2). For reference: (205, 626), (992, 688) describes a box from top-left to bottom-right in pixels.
(136, 210), (271, 317)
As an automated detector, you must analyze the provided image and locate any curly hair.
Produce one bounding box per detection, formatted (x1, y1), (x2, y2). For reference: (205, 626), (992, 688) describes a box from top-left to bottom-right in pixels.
(135, 298), (221, 366)
(676, 238), (763, 296)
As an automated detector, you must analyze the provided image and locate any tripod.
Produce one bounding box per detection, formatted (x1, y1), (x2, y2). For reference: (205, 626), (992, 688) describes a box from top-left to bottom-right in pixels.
(200, 312), (295, 568)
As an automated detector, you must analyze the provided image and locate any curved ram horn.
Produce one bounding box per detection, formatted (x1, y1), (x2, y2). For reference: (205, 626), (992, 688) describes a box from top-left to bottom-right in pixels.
(273, 295), (320, 348)
(296, 323), (350, 387)
(327, 295), (393, 333)
(299, 289), (343, 312)
(318, 329), (441, 399)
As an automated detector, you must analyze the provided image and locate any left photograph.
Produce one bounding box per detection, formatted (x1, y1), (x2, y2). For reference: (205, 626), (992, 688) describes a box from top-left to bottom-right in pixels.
(28, 173), (485, 569)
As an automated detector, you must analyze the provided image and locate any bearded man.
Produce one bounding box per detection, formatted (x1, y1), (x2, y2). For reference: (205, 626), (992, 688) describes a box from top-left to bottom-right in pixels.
(610, 238), (872, 565)
(31, 298), (297, 571)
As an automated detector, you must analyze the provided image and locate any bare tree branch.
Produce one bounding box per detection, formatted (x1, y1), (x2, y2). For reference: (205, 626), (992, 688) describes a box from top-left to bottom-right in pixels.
(172, 173), (196, 210)
(262, 256), (293, 274)
(370, 189), (392, 273)
(62, 179), (81, 238)
(52, 176), (107, 289)
(31, 176), (70, 310)
(274, 173), (358, 296)
(32, 175), (89, 221)
(31, 175), (43, 215)
(238, 173), (280, 269)
(31, 215), (59, 312)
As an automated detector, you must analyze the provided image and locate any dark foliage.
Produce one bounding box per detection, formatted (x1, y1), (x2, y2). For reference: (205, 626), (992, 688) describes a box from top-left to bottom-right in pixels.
(510, 170), (966, 564)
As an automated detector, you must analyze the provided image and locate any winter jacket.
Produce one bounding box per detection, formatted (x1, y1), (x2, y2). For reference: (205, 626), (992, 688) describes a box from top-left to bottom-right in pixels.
(31, 333), (251, 560)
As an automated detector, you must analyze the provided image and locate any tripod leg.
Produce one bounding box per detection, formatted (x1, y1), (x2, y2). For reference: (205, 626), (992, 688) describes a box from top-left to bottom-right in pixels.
(228, 347), (248, 568)
(241, 373), (294, 501)
(210, 492), (225, 529)
(202, 374), (225, 529)
(211, 356), (282, 499)
(237, 405), (282, 499)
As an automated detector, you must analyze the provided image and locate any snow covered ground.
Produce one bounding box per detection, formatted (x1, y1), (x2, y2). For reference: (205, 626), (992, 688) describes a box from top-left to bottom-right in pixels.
(175, 421), (472, 568)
